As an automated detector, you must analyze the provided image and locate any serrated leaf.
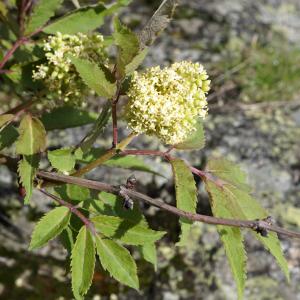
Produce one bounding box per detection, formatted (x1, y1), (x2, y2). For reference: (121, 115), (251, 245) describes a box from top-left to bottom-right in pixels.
(207, 182), (246, 299)
(205, 158), (289, 283)
(71, 57), (116, 98)
(41, 106), (97, 130)
(139, 243), (157, 271)
(170, 158), (198, 246)
(25, 0), (63, 35)
(95, 235), (139, 289)
(206, 158), (250, 192)
(0, 114), (14, 130)
(174, 119), (205, 150)
(92, 215), (165, 245)
(18, 155), (39, 204)
(48, 148), (76, 172)
(16, 115), (46, 155)
(113, 17), (140, 77)
(29, 206), (71, 249)
(76, 101), (111, 155)
(0, 124), (18, 150)
(71, 226), (95, 299)
(44, 2), (129, 34)
(80, 149), (162, 176)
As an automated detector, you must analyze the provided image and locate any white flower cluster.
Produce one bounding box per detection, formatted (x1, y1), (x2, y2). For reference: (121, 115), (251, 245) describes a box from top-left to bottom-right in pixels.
(32, 32), (107, 105)
(125, 61), (210, 144)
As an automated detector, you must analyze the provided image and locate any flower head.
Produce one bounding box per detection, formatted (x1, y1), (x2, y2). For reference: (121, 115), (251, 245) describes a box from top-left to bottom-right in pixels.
(32, 32), (107, 105)
(125, 61), (210, 144)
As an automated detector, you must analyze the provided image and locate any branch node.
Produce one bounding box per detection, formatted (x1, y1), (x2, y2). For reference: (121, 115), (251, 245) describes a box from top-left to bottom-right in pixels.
(252, 219), (269, 237)
(119, 185), (134, 210)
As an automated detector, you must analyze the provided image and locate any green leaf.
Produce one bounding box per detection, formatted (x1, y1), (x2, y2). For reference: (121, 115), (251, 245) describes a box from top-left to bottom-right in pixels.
(113, 17), (140, 77)
(170, 158), (198, 246)
(95, 235), (139, 289)
(75, 101), (111, 155)
(0, 124), (18, 150)
(29, 206), (71, 249)
(80, 149), (162, 176)
(0, 114), (14, 130)
(139, 243), (157, 271)
(16, 115), (46, 155)
(67, 184), (91, 202)
(41, 106), (97, 130)
(205, 158), (289, 283)
(60, 226), (76, 254)
(92, 215), (165, 245)
(48, 148), (76, 172)
(174, 119), (205, 150)
(18, 155), (39, 204)
(207, 182), (247, 299)
(125, 48), (148, 75)
(25, 0), (63, 35)
(71, 226), (95, 299)
(44, 2), (129, 34)
(71, 57), (116, 98)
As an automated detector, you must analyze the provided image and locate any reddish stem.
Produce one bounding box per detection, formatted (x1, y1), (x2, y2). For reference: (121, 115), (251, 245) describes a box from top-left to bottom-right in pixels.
(0, 37), (27, 70)
(39, 189), (97, 235)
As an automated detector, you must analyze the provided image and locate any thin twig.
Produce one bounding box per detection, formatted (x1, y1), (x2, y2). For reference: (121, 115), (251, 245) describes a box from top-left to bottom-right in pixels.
(36, 170), (300, 239)
(111, 83), (122, 148)
(39, 189), (96, 235)
(71, 132), (137, 177)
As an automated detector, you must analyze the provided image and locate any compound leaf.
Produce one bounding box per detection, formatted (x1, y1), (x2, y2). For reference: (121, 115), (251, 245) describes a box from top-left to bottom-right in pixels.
(95, 235), (139, 290)
(29, 206), (71, 249)
(205, 158), (290, 290)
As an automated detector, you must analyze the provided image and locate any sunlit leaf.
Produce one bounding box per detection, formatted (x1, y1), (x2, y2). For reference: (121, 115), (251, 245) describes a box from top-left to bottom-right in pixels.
(0, 114), (13, 130)
(44, 2), (130, 34)
(92, 215), (165, 245)
(205, 158), (290, 290)
(48, 148), (76, 172)
(95, 235), (139, 289)
(71, 226), (95, 299)
(170, 158), (198, 246)
(71, 57), (116, 98)
(139, 243), (157, 270)
(16, 115), (46, 155)
(29, 206), (71, 249)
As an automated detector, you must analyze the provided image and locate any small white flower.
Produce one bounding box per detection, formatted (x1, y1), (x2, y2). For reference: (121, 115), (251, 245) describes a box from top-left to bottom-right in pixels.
(125, 61), (210, 145)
